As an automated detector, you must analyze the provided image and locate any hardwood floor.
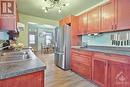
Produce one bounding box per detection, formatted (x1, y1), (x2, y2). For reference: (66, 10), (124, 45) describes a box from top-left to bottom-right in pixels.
(36, 53), (99, 87)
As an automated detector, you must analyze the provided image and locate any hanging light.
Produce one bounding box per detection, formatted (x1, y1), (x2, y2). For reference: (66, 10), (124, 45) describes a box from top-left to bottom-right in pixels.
(42, 0), (69, 13)
(44, 7), (48, 13)
(58, 9), (61, 13)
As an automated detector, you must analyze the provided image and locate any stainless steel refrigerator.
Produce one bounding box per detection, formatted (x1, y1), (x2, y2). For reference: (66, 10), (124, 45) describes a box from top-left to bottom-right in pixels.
(54, 24), (71, 70)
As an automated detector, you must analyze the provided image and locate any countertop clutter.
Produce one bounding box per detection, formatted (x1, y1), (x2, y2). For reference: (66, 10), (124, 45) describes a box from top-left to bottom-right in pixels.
(72, 46), (130, 56)
(0, 49), (46, 80)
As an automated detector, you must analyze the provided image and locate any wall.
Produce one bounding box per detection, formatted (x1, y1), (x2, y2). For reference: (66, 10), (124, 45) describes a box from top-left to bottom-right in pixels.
(82, 30), (130, 47)
(17, 13), (58, 47)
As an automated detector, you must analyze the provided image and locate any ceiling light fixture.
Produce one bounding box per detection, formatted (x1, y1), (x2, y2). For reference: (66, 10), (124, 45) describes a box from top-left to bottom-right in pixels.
(42, 0), (69, 13)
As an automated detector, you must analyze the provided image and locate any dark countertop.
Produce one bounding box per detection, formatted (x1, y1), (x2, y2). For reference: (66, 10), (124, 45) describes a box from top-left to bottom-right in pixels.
(0, 49), (46, 80)
(71, 46), (130, 56)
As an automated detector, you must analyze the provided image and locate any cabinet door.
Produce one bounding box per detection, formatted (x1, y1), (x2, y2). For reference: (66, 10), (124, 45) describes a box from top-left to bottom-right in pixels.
(78, 13), (87, 35)
(88, 7), (100, 33)
(109, 61), (130, 87)
(101, 1), (115, 32)
(2, 77), (21, 87)
(71, 16), (80, 46)
(115, 0), (130, 30)
(59, 19), (64, 26)
(92, 58), (108, 87)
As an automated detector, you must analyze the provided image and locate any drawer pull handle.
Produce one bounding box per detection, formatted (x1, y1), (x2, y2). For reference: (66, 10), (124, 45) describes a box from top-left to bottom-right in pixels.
(104, 53), (111, 56)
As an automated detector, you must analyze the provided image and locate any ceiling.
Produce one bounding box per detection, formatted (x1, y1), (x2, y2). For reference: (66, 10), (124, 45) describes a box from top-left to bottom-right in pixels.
(17, 0), (103, 21)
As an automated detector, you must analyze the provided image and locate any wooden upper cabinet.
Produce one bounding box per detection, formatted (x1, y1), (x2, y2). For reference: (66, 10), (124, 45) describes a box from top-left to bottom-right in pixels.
(92, 57), (108, 87)
(59, 16), (72, 26)
(115, 0), (130, 30)
(71, 16), (80, 46)
(0, 0), (17, 31)
(59, 19), (64, 26)
(109, 61), (130, 87)
(88, 7), (100, 33)
(78, 12), (87, 35)
(101, 1), (115, 32)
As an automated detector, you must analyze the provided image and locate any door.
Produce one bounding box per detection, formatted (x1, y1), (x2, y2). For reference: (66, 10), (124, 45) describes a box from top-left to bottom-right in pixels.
(63, 24), (71, 70)
(109, 61), (130, 87)
(101, 1), (115, 32)
(88, 7), (100, 33)
(28, 29), (38, 51)
(54, 27), (64, 66)
(92, 58), (108, 87)
(115, 0), (130, 30)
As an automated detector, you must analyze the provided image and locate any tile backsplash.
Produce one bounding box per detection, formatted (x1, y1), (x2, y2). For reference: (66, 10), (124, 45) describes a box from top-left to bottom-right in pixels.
(82, 30), (130, 47)
(0, 32), (9, 40)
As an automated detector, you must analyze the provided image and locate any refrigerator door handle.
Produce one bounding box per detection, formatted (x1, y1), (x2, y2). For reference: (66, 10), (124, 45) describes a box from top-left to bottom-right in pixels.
(55, 52), (64, 55)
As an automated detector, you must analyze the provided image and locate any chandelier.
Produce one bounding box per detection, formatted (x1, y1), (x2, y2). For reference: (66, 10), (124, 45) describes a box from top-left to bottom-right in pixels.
(42, 0), (69, 13)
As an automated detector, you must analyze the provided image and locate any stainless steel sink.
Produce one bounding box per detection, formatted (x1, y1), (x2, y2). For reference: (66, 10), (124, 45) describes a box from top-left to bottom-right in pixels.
(0, 51), (31, 64)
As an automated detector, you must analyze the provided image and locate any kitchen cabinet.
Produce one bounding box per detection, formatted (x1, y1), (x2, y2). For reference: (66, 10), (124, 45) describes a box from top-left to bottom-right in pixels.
(109, 61), (130, 87)
(59, 19), (64, 26)
(88, 7), (100, 33)
(0, 0), (17, 31)
(71, 49), (92, 80)
(59, 16), (72, 26)
(78, 13), (87, 35)
(101, 0), (130, 31)
(1, 71), (44, 87)
(115, 0), (130, 30)
(59, 16), (80, 46)
(101, 1), (115, 32)
(71, 48), (130, 87)
(92, 57), (108, 87)
(71, 16), (79, 46)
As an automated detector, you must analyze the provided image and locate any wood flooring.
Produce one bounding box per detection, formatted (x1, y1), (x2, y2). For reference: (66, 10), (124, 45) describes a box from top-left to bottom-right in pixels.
(35, 53), (99, 87)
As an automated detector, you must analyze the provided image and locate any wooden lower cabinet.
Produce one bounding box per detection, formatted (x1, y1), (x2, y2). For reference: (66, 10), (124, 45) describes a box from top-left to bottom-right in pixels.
(71, 59), (92, 80)
(78, 63), (92, 79)
(92, 58), (108, 87)
(71, 49), (130, 87)
(71, 50), (92, 80)
(109, 61), (130, 87)
(0, 71), (44, 87)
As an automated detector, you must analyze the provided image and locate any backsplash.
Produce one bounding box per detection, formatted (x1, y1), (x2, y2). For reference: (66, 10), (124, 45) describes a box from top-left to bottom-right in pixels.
(0, 32), (9, 40)
(82, 30), (130, 47)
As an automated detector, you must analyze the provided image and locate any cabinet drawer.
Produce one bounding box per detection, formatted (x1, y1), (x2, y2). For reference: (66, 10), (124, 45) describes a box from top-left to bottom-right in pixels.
(78, 63), (92, 80)
(72, 54), (92, 66)
(79, 55), (92, 66)
(71, 49), (92, 56)
(71, 60), (80, 73)
(71, 60), (92, 80)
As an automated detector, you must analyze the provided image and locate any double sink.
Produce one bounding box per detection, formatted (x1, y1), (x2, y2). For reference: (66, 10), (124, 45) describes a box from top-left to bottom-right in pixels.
(0, 51), (31, 64)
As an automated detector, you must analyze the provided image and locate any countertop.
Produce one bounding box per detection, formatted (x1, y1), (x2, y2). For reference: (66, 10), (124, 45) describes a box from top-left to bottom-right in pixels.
(0, 49), (46, 80)
(71, 46), (130, 56)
